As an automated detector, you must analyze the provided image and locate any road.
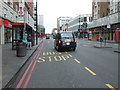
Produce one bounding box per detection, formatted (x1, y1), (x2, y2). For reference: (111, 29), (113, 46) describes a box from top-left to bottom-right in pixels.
(9, 38), (118, 89)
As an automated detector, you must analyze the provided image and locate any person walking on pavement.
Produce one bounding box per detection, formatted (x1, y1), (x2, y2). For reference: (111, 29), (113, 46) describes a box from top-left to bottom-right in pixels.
(27, 34), (32, 49)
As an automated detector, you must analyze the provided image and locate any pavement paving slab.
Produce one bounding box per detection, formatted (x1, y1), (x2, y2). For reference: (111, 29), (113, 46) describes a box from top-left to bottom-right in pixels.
(2, 39), (43, 89)
(0, 45), (2, 90)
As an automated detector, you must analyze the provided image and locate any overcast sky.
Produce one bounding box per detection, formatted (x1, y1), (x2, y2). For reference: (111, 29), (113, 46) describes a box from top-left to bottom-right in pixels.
(36, 0), (92, 33)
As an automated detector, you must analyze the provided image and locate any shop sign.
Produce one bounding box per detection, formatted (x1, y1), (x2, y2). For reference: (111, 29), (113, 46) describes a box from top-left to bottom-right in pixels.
(18, 11), (24, 16)
(4, 20), (12, 28)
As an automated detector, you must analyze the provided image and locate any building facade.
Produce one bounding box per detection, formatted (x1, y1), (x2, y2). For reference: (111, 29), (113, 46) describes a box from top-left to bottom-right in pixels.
(88, 0), (120, 42)
(0, 0), (18, 45)
(0, 0), (36, 46)
(57, 16), (72, 31)
(68, 14), (92, 38)
(92, 0), (110, 20)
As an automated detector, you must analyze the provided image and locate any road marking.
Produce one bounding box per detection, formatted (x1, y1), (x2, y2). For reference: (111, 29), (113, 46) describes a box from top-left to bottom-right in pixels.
(74, 59), (80, 63)
(16, 61), (33, 88)
(49, 52), (52, 55)
(43, 52), (45, 55)
(85, 67), (96, 75)
(105, 84), (116, 90)
(68, 54), (73, 57)
(53, 52), (56, 55)
(42, 52), (61, 56)
(54, 56), (62, 61)
(38, 57), (45, 62)
(23, 61), (37, 88)
(48, 56), (52, 62)
(46, 52), (49, 55)
(61, 56), (66, 61)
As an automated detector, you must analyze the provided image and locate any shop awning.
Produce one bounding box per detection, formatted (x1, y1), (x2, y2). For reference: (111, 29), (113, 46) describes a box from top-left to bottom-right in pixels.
(4, 20), (12, 28)
(12, 23), (27, 25)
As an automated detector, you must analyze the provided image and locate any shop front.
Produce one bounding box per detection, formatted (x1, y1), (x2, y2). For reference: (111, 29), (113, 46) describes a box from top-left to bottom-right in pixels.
(4, 20), (12, 44)
(12, 23), (36, 49)
(0, 19), (3, 45)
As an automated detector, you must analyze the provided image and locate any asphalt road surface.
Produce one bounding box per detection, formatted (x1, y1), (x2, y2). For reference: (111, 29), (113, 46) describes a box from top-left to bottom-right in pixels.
(9, 38), (118, 89)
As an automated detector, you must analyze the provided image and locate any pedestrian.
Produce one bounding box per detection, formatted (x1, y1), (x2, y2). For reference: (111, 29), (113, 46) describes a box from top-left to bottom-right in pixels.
(100, 36), (103, 42)
(27, 34), (32, 49)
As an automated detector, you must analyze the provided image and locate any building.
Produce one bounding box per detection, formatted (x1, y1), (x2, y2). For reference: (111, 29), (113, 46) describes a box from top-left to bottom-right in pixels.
(68, 14), (92, 38)
(0, 0), (36, 46)
(88, 0), (120, 42)
(92, 0), (110, 20)
(0, 0), (19, 45)
(57, 16), (72, 31)
(38, 15), (44, 26)
(12, 0), (35, 48)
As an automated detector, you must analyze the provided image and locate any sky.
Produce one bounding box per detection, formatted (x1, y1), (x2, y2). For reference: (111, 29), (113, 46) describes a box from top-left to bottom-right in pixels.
(36, 0), (92, 33)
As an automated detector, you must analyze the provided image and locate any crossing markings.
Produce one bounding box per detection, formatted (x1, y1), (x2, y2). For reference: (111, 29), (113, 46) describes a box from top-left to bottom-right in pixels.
(85, 67), (96, 75)
(74, 59), (80, 63)
(105, 84), (116, 90)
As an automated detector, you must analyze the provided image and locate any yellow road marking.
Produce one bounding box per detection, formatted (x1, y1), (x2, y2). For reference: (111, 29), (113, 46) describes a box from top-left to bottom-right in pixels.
(38, 57), (45, 62)
(85, 67), (96, 75)
(53, 52), (55, 55)
(61, 56), (66, 61)
(74, 59), (80, 63)
(105, 84), (116, 90)
(54, 56), (62, 61)
(49, 52), (52, 55)
(48, 56), (52, 62)
(46, 52), (49, 55)
(43, 52), (45, 55)
(68, 54), (73, 57)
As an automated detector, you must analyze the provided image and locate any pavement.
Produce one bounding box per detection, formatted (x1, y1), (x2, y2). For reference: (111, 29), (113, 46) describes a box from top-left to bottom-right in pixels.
(81, 38), (120, 53)
(1, 38), (43, 89)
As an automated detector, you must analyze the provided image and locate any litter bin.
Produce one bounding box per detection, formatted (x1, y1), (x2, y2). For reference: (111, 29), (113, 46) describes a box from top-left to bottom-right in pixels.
(16, 40), (26, 57)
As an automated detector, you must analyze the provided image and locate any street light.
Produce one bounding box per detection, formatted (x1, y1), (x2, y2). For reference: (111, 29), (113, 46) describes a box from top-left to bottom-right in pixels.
(78, 15), (80, 38)
(36, 0), (38, 45)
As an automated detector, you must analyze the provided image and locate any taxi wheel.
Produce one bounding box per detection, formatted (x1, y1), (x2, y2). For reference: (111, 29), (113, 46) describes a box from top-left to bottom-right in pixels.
(73, 48), (76, 51)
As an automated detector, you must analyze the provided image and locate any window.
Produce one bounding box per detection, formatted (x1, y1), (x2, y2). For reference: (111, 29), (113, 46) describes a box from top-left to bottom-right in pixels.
(20, 0), (22, 3)
(84, 17), (87, 22)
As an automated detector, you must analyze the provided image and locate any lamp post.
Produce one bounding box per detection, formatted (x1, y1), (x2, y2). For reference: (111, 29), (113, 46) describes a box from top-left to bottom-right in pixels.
(23, 7), (27, 40)
(78, 15), (80, 38)
(36, 0), (38, 45)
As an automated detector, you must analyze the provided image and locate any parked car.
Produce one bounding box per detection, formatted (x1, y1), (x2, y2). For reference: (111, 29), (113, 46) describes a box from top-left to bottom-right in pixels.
(54, 31), (77, 51)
